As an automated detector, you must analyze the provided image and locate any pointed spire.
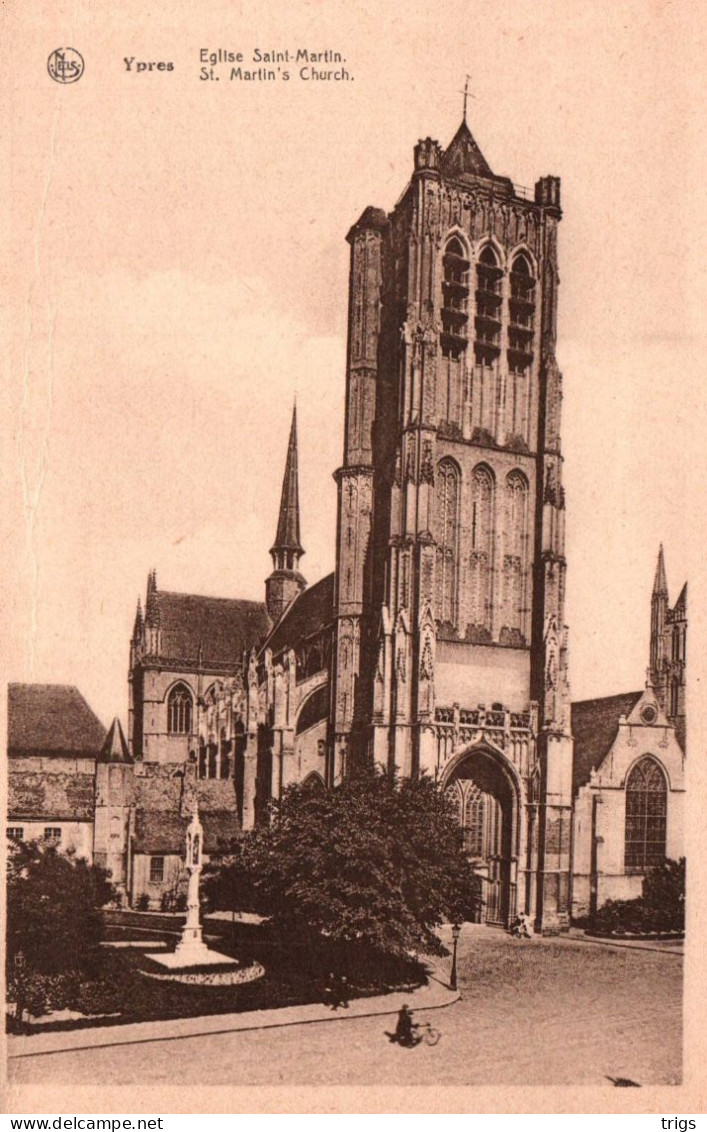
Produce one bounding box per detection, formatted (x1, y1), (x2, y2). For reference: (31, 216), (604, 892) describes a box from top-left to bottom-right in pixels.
(265, 403), (307, 622)
(271, 403), (304, 561)
(99, 718), (133, 764)
(652, 544), (668, 597)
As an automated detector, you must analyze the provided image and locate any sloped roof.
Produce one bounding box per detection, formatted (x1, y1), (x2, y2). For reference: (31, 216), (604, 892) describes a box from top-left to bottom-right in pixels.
(8, 684), (106, 758)
(263, 572), (335, 658)
(99, 718), (132, 764)
(441, 120), (494, 180)
(153, 591), (270, 665)
(133, 810), (240, 855)
(571, 691), (642, 794)
(673, 581), (687, 615)
(8, 771), (96, 821)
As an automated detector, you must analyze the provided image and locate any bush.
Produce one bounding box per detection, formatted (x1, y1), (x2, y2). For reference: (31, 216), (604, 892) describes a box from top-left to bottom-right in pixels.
(7, 841), (116, 979)
(135, 893), (151, 911)
(592, 857), (686, 935)
(643, 857), (685, 931)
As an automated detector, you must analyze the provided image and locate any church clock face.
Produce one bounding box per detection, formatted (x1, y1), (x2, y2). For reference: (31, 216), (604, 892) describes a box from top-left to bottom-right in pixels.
(640, 704), (657, 725)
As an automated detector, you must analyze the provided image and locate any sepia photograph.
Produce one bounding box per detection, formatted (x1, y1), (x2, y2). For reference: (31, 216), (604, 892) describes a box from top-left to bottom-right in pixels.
(3, 0), (703, 1115)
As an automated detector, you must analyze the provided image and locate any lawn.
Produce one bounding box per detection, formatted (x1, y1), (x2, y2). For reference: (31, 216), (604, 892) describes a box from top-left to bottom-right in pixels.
(8, 910), (426, 1034)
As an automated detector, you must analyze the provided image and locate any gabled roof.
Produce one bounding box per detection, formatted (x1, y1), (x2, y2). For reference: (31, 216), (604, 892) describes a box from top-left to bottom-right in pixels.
(441, 120), (494, 180)
(8, 684), (106, 758)
(673, 581), (687, 616)
(151, 590), (270, 666)
(571, 691), (643, 794)
(263, 572), (335, 658)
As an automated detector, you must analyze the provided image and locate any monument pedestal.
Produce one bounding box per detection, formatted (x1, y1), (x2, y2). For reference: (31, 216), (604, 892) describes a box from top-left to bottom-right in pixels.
(145, 801), (239, 970)
(147, 944), (236, 970)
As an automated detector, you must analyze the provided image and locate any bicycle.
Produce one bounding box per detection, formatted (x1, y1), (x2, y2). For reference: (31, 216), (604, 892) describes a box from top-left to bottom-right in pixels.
(418, 1020), (441, 1046)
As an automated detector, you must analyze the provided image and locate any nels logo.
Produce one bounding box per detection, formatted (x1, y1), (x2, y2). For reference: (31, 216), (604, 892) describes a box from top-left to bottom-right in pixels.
(47, 48), (85, 84)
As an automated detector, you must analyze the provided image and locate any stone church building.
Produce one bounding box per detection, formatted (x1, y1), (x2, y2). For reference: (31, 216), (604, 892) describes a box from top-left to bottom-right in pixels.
(6, 116), (686, 930)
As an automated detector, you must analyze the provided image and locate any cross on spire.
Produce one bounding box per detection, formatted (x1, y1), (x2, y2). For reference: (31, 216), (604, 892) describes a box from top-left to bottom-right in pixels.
(460, 75), (474, 122)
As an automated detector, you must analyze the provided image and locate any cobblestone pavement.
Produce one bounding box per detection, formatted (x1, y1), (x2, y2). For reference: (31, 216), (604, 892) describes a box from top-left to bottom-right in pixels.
(9, 926), (682, 1087)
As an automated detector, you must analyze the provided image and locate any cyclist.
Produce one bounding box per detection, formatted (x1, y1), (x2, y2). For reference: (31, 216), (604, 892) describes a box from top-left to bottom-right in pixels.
(391, 1004), (421, 1047)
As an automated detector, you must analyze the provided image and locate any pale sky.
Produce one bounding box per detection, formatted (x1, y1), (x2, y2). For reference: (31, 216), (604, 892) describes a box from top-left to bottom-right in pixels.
(3, 0), (702, 727)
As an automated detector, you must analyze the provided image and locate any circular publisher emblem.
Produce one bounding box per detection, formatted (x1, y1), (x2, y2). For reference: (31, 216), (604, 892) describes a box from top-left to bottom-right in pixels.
(47, 48), (84, 84)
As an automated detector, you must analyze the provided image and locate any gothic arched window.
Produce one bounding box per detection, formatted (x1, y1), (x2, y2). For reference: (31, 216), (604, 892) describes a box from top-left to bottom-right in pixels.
(167, 683), (193, 734)
(508, 252), (536, 370)
(474, 245), (502, 364)
(625, 757), (667, 871)
(440, 236), (470, 423)
(463, 784), (486, 857)
(435, 459), (460, 627)
(469, 464), (495, 635)
(502, 471), (529, 640)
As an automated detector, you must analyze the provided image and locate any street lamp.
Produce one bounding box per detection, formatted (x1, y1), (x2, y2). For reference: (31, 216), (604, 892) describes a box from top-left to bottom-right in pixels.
(450, 920), (462, 991)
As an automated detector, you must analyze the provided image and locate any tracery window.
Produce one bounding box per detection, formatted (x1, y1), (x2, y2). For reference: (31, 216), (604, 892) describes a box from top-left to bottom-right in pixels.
(167, 683), (193, 735)
(435, 459), (460, 627)
(469, 464), (495, 634)
(625, 758), (667, 871)
(463, 784), (486, 857)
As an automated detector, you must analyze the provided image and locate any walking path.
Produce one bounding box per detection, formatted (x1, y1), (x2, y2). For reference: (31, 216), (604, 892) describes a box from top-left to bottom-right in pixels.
(7, 963), (458, 1061)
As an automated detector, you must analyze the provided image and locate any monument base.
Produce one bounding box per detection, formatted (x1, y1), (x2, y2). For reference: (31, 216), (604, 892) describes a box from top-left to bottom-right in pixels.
(146, 944), (237, 970)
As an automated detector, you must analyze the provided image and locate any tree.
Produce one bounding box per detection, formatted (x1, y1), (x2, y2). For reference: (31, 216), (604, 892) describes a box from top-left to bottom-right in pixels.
(7, 839), (116, 977)
(211, 772), (480, 962)
(643, 857), (685, 931)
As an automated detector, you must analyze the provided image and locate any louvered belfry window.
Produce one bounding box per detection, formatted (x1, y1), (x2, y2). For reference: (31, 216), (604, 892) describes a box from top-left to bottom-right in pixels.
(625, 758), (667, 871)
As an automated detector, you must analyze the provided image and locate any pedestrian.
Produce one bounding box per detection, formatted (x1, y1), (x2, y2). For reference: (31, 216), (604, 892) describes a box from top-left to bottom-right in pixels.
(337, 973), (350, 1009)
(323, 971), (340, 1010)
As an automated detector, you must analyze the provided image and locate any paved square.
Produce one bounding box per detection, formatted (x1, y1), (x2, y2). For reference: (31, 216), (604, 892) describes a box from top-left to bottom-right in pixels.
(9, 927), (682, 1087)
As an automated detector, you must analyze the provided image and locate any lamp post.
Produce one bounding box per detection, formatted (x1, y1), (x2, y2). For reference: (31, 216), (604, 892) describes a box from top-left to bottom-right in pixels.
(450, 920), (462, 991)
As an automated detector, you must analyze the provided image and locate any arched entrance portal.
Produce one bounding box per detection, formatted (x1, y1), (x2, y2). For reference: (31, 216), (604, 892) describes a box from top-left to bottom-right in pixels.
(445, 748), (518, 926)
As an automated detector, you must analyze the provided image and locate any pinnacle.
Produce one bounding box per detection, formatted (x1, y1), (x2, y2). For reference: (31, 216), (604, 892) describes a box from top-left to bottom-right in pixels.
(652, 544), (668, 597)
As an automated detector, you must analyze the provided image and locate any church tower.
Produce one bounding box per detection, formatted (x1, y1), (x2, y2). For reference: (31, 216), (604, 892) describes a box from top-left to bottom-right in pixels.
(266, 404), (307, 623)
(334, 116), (573, 930)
